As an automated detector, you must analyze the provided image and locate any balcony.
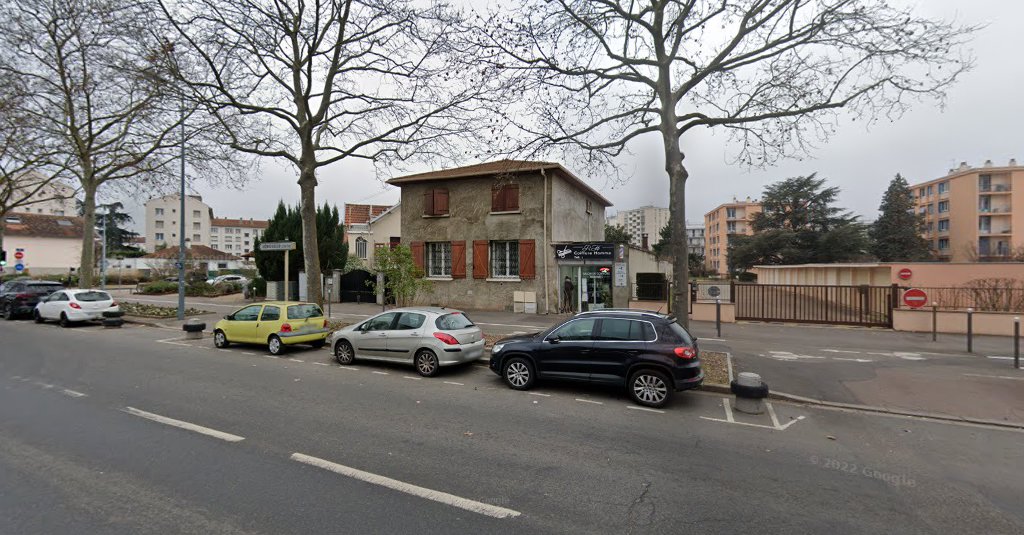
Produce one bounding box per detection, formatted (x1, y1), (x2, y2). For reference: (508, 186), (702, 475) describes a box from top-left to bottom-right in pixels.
(979, 183), (1012, 194)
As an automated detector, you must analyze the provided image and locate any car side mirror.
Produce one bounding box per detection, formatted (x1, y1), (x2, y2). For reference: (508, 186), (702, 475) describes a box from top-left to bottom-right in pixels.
(547, 335), (561, 344)
(224, 314), (233, 320)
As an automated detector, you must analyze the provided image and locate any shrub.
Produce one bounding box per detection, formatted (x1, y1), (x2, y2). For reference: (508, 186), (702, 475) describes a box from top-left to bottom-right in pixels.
(140, 281), (178, 294)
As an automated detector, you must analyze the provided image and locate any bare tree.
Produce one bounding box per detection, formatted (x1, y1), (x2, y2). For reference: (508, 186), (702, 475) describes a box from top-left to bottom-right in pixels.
(159, 0), (501, 304)
(0, 0), (247, 287)
(478, 0), (977, 326)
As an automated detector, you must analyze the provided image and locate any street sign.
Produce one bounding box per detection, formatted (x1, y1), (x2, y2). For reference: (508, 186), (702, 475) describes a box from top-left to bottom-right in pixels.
(13, 251), (24, 260)
(897, 268), (912, 280)
(903, 288), (928, 309)
(707, 285), (721, 298)
(259, 241), (296, 251)
(14, 263), (25, 272)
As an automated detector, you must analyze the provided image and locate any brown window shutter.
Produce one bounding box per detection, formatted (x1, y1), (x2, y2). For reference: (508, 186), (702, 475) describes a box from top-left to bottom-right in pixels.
(507, 184), (519, 211)
(472, 240), (489, 279)
(491, 185), (501, 212)
(451, 241), (467, 279)
(423, 190), (434, 216)
(519, 239), (536, 279)
(410, 241), (425, 272)
(435, 189), (449, 215)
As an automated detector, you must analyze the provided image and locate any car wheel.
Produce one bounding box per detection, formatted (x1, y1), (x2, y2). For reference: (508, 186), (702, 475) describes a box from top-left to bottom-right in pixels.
(415, 349), (440, 377)
(59, 313), (71, 328)
(213, 330), (229, 348)
(268, 335), (285, 355)
(502, 357), (535, 390)
(628, 369), (673, 408)
(33, 310), (44, 324)
(334, 340), (355, 365)
(3, 304), (14, 321)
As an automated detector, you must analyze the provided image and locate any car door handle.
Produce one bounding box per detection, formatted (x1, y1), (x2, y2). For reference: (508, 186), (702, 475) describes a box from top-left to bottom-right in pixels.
(377, 333), (387, 337)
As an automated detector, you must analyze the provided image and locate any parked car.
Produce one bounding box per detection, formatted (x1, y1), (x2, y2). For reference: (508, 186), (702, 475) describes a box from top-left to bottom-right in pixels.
(206, 274), (249, 286)
(213, 301), (329, 355)
(488, 310), (703, 408)
(1, 280), (65, 320)
(327, 307), (485, 377)
(34, 289), (118, 327)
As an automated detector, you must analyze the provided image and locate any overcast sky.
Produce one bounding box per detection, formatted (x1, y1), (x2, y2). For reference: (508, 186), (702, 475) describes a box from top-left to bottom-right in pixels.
(111, 1), (1019, 232)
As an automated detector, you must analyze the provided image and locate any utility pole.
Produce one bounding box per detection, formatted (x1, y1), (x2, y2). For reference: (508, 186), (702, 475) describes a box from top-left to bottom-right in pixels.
(177, 97), (186, 320)
(100, 206), (108, 289)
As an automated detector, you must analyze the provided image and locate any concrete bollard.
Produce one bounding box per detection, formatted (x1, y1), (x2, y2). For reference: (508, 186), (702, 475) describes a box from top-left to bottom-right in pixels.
(183, 318), (206, 340)
(730, 372), (769, 415)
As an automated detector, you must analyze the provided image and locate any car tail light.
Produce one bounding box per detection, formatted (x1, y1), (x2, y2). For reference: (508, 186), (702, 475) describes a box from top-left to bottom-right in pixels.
(110, 301), (117, 307)
(433, 332), (459, 345)
(674, 347), (696, 360)
(280, 323), (292, 333)
(15, 293), (32, 300)
(69, 302), (82, 309)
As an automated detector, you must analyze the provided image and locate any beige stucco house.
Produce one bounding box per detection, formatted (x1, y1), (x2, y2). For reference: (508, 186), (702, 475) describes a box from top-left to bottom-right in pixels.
(2, 213), (84, 276)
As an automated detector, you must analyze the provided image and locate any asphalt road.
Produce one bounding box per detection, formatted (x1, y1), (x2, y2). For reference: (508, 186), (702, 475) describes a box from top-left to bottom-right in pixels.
(2, 320), (1023, 534)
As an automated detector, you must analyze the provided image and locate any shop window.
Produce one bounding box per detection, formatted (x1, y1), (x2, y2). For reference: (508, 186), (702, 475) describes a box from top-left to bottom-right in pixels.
(423, 189), (449, 216)
(426, 242), (451, 277)
(489, 241), (519, 278)
(491, 184), (520, 212)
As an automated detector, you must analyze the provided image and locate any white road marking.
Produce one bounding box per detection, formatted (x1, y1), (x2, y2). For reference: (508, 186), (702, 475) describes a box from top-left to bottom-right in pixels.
(289, 359), (305, 363)
(61, 389), (87, 398)
(832, 357), (875, 363)
(778, 415), (806, 430)
(866, 352), (892, 357)
(528, 392), (551, 397)
(765, 351), (826, 361)
(987, 356), (1015, 360)
(290, 453), (520, 519)
(964, 373), (1024, 381)
(263, 355), (277, 359)
(898, 356), (927, 361)
(156, 337), (192, 347)
(339, 366), (359, 371)
(726, 353), (734, 383)
(34, 382), (55, 389)
(314, 362), (329, 366)
(372, 371), (389, 375)
(217, 349), (231, 353)
(822, 349), (862, 354)
(403, 376), (422, 381)
(242, 352), (257, 356)
(766, 402), (781, 428)
(575, 398), (603, 405)
(443, 381), (464, 386)
(122, 407), (244, 442)
(626, 406), (664, 414)
(11, 376), (22, 380)
(723, 398), (735, 423)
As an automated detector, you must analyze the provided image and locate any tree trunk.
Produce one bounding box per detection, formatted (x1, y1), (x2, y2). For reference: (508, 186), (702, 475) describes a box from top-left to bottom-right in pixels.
(664, 141), (690, 328)
(78, 183), (97, 288)
(298, 164), (322, 306)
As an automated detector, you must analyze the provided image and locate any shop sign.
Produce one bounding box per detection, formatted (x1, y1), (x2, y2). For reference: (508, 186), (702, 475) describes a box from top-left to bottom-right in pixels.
(555, 243), (614, 260)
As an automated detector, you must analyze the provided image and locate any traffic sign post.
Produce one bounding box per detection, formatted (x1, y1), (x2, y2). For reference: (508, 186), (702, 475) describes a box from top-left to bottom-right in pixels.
(14, 251), (24, 260)
(897, 268), (912, 281)
(902, 288), (928, 309)
(259, 241), (296, 300)
(707, 285), (721, 298)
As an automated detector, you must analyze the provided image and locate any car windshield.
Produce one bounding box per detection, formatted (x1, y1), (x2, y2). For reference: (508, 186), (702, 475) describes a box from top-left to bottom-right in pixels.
(27, 283), (62, 294)
(76, 291), (111, 302)
(667, 321), (694, 345)
(288, 304), (323, 319)
(435, 312), (474, 330)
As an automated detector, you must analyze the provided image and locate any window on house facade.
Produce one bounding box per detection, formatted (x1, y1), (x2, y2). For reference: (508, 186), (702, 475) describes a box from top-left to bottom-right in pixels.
(586, 199), (593, 214)
(193, 210), (201, 218)
(938, 201), (949, 213)
(489, 241), (519, 278)
(155, 208), (164, 215)
(193, 222), (201, 230)
(426, 242), (451, 277)
(938, 219), (950, 232)
(938, 238), (950, 250)
(155, 233), (164, 241)
(218, 263), (228, 269)
(226, 244), (233, 250)
(356, 237), (368, 260)
(423, 189), (449, 216)
(193, 234), (201, 242)
(726, 222), (737, 233)
(726, 208), (736, 218)
(491, 184), (520, 212)
(927, 204), (934, 214)
(926, 185), (934, 196)
(155, 220), (164, 229)
(211, 227), (218, 233)
(938, 182), (948, 194)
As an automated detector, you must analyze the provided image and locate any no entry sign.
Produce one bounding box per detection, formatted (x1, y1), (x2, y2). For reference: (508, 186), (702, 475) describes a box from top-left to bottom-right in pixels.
(897, 268), (912, 280)
(903, 288), (928, 309)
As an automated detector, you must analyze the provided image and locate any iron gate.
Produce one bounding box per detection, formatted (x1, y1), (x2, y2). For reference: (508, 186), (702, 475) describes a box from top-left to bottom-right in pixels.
(733, 283), (896, 327)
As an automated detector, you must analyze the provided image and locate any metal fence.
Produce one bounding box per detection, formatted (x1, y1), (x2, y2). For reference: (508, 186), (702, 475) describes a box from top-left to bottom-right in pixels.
(734, 283), (896, 327)
(901, 286), (1024, 312)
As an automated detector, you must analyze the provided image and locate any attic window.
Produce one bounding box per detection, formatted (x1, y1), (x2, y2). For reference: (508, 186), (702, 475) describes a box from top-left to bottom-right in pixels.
(57, 219), (73, 226)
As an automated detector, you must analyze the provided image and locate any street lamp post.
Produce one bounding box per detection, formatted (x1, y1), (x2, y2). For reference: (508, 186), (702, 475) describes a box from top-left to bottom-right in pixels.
(100, 206), (108, 289)
(177, 97), (186, 320)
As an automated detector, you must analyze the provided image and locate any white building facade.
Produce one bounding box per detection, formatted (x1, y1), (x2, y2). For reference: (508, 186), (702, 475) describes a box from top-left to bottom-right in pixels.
(606, 205), (670, 248)
(144, 195), (267, 254)
(9, 180), (78, 217)
(209, 218), (268, 256)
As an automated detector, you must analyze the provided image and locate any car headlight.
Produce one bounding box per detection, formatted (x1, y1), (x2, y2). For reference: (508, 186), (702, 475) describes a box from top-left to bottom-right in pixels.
(491, 343), (505, 354)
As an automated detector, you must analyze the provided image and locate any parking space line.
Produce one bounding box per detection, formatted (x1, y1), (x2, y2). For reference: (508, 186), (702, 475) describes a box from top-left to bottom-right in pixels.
(443, 381), (464, 386)
(822, 349), (862, 354)
(766, 402), (781, 428)
(964, 373), (1024, 381)
(156, 337), (192, 347)
(339, 366), (359, 371)
(217, 349), (231, 353)
(314, 362), (329, 366)
(61, 389), (87, 398)
(263, 355), (277, 359)
(403, 376), (422, 381)
(528, 392), (551, 397)
(723, 398), (735, 423)
(242, 352), (257, 356)
(575, 398), (603, 405)
(290, 453), (520, 519)
(626, 406), (664, 414)
(289, 359), (305, 363)
(372, 371), (389, 375)
(34, 382), (55, 390)
(122, 407), (245, 442)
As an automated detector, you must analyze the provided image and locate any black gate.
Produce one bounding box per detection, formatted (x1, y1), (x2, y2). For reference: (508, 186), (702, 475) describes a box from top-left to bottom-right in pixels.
(339, 269), (376, 303)
(734, 283), (896, 327)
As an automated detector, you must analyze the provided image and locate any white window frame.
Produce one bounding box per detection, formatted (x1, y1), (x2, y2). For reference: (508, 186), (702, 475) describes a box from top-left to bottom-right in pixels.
(155, 208), (164, 216)
(355, 237), (368, 260)
(489, 241), (519, 279)
(426, 242), (451, 278)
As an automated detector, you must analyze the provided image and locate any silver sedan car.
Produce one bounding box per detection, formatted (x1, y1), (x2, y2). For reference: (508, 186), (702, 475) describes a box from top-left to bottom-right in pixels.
(327, 307), (486, 377)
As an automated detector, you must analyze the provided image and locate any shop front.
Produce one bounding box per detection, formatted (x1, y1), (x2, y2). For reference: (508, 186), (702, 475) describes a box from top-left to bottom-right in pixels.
(555, 243), (628, 313)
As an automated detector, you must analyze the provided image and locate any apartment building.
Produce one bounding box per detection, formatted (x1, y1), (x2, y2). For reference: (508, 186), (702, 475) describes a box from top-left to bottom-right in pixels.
(606, 205), (670, 249)
(9, 179), (78, 216)
(144, 194), (267, 254)
(911, 159), (1024, 262)
(686, 223), (705, 257)
(704, 198), (762, 275)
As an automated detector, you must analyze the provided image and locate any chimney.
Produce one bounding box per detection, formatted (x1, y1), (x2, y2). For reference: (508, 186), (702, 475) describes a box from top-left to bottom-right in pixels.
(641, 233), (649, 250)
(1010, 158), (1018, 167)
(984, 159), (993, 168)
(959, 161), (970, 170)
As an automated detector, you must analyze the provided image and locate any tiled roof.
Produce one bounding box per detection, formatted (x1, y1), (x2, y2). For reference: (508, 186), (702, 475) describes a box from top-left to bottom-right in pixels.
(386, 159), (613, 207)
(211, 217), (269, 229)
(144, 244), (241, 261)
(344, 204), (393, 227)
(2, 213), (84, 239)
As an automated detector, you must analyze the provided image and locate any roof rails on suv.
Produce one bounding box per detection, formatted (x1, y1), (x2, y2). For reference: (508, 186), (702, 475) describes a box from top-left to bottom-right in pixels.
(575, 309), (671, 319)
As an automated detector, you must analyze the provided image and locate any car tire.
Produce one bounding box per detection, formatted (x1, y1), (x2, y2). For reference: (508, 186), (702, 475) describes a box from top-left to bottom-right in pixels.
(628, 369), (673, 408)
(268, 335), (285, 355)
(3, 304), (14, 321)
(33, 310), (44, 324)
(213, 330), (229, 348)
(415, 349), (440, 377)
(334, 340), (355, 365)
(502, 357), (535, 391)
(59, 313), (71, 329)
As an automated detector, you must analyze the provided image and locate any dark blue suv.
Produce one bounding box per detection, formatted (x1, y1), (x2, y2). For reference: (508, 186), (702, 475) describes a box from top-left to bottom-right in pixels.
(489, 310), (702, 408)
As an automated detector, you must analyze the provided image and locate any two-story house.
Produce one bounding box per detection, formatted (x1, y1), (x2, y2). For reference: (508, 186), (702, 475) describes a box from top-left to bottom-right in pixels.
(387, 160), (612, 313)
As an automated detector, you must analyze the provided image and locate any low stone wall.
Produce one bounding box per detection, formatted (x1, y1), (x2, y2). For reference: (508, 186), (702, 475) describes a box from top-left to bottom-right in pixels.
(893, 308), (1022, 336)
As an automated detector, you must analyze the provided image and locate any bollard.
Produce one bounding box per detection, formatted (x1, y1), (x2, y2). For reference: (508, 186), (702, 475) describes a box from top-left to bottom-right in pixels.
(730, 372), (769, 415)
(966, 308), (973, 353)
(1015, 317), (1020, 370)
(931, 303), (938, 342)
(183, 318), (206, 340)
(715, 298), (722, 338)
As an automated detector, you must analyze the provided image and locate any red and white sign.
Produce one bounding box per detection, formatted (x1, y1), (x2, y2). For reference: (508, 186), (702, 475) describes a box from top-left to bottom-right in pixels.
(897, 268), (912, 280)
(13, 251), (24, 260)
(903, 288), (928, 309)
